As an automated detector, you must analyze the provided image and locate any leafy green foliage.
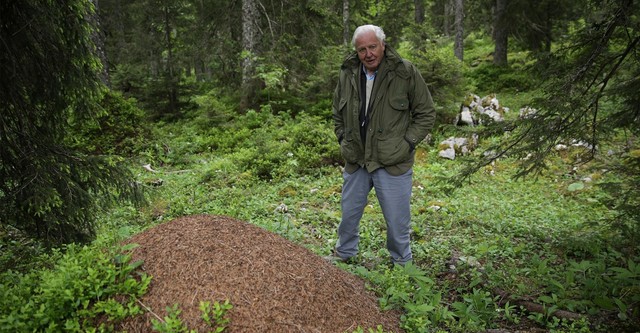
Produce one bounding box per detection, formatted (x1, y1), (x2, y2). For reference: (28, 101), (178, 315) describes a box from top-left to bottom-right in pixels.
(199, 300), (233, 332)
(3, 1), (640, 332)
(355, 263), (457, 332)
(68, 91), (150, 156)
(0, 244), (150, 332)
(453, 0), (640, 254)
(0, 0), (143, 246)
(465, 60), (539, 95)
(151, 304), (191, 333)
(350, 325), (394, 333)
(399, 39), (467, 122)
(142, 102), (341, 181)
(150, 300), (233, 333)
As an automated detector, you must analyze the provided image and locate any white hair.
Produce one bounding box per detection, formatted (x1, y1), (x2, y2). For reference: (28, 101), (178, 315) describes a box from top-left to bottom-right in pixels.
(351, 25), (386, 48)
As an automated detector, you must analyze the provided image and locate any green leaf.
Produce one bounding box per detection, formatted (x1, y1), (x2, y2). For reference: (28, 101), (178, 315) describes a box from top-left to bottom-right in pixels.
(127, 260), (144, 271)
(567, 182), (585, 192)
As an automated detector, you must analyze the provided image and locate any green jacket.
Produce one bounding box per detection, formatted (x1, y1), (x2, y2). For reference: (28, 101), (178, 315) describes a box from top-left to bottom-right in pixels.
(332, 45), (436, 176)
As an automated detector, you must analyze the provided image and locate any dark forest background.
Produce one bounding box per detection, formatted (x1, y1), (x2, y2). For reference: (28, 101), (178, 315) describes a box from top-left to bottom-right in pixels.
(1, 0), (638, 332)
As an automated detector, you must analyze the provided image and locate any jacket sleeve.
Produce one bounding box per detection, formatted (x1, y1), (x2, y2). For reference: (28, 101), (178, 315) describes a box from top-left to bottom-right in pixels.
(404, 64), (436, 147)
(332, 70), (345, 144)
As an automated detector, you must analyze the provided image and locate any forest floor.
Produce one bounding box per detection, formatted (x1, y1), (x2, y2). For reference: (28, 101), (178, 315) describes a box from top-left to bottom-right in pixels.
(118, 214), (403, 332)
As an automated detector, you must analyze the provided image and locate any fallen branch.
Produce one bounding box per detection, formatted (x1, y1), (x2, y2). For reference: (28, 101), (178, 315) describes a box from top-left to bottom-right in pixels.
(136, 298), (164, 323)
(493, 288), (583, 321)
(444, 251), (584, 322)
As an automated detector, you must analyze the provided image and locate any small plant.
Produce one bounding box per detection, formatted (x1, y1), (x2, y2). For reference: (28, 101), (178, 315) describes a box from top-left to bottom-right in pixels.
(200, 300), (233, 332)
(152, 304), (193, 333)
(355, 263), (456, 332)
(451, 288), (499, 329)
(151, 300), (233, 333)
(0, 243), (150, 332)
(351, 325), (391, 333)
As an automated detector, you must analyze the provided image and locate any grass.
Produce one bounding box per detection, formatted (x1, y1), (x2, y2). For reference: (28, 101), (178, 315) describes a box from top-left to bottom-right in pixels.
(2, 34), (638, 332)
(2, 105), (637, 332)
(107, 114), (636, 332)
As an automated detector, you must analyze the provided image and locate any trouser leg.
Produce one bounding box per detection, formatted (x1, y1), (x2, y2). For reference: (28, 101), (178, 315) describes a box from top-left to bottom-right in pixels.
(373, 168), (413, 264)
(336, 167), (372, 258)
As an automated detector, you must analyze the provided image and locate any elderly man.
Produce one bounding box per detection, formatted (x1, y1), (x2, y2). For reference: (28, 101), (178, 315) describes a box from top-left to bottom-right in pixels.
(329, 24), (436, 265)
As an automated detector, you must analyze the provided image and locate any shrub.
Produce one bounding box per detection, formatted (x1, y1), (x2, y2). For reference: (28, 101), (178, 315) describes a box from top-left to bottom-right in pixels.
(68, 91), (149, 156)
(0, 244), (150, 332)
(465, 62), (539, 95)
(202, 110), (340, 181)
(399, 40), (467, 125)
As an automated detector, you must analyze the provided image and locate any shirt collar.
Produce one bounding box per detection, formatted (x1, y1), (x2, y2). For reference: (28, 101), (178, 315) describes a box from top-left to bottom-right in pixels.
(362, 64), (377, 81)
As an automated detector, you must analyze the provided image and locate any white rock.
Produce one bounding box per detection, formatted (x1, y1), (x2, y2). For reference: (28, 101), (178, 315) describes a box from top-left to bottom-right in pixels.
(555, 144), (568, 151)
(439, 148), (456, 160)
(457, 108), (474, 126)
(484, 109), (503, 122)
(519, 106), (537, 119)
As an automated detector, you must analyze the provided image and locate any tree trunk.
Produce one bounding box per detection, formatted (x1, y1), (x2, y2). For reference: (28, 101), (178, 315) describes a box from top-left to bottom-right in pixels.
(343, 0), (350, 46)
(543, 2), (553, 53)
(414, 0), (424, 24)
(443, 0), (453, 36)
(89, 0), (109, 86)
(493, 0), (508, 66)
(163, 5), (178, 114)
(241, 0), (259, 111)
(453, 0), (464, 61)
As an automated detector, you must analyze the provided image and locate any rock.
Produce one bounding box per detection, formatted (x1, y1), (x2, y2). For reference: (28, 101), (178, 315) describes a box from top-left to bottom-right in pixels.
(438, 137), (473, 160)
(455, 93), (505, 126)
(439, 147), (456, 160)
(481, 94), (499, 110)
(455, 107), (475, 126)
(571, 140), (594, 150)
(483, 108), (504, 122)
(519, 106), (538, 119)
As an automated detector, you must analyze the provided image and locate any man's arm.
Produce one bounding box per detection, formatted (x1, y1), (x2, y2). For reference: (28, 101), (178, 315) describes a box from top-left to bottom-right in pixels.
(332, 72), (346, 144)
(405, 65), (436, 147)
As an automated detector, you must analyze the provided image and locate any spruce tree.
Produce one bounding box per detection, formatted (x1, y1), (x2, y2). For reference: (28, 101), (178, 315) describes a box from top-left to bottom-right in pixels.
(456, 0), (639, 239)
(0, 0), (142, 246)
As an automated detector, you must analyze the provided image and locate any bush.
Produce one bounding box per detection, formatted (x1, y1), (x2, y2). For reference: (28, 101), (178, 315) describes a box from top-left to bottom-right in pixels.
(465, 62), (539, 95)
(0, 244), (150, 332)
(399, 40), (467, 125)
(224, 110), (341, 180)
(68, 91), (149, 156)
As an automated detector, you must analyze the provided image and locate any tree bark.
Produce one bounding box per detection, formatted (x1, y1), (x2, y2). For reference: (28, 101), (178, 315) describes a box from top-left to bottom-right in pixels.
(443, 0), (453, 36)
(89, 0), (109, 86)
(493, 0), (508, 66)
(241, 0), (259, 111)
(453, 0), (464, 61)
(414, 0), (425, 24)
(163, 4), (178, 114)
(543, 1), (553, 52)
(343, 0), (350, 46)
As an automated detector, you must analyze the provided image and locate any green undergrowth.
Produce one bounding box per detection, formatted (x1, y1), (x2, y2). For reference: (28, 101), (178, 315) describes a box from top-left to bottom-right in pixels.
(122, 107), (638, 332)
(0, 243), (150, 332)
(1, 103), (638, 331)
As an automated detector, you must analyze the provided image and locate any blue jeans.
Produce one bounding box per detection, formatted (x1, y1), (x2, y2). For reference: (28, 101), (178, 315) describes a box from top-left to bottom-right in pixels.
(335, 167), (413, 264)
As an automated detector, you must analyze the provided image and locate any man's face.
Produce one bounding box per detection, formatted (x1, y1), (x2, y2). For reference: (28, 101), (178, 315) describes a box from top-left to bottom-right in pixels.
(355, 31), (385, 73)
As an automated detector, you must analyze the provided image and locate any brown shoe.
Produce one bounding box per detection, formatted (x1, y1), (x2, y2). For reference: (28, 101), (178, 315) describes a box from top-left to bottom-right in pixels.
(322, 252), (355, 264)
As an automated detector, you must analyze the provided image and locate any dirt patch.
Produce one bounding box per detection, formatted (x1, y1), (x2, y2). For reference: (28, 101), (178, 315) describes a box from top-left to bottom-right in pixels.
(118, 214), (403, 332)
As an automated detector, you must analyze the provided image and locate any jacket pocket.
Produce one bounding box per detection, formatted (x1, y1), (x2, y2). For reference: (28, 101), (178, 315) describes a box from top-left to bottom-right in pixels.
(377, 135), (411, 166)
(340, 129), (363, 164)
(389, 95), (410, 111)
(338, 97), (348, 112)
